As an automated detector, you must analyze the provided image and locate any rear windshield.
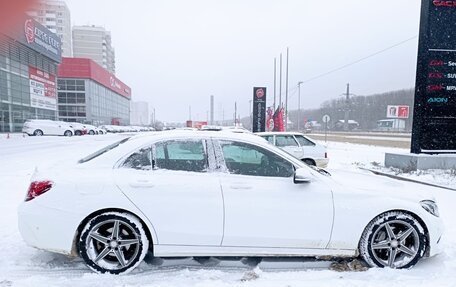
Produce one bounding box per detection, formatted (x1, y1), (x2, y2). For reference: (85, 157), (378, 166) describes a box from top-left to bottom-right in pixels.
(78, 137), (130, 163)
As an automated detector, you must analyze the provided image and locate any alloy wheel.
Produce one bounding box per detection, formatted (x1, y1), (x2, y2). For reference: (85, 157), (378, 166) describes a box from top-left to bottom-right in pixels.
(370, 220), (420, 268)
(79, 213), (149, 274)
(86, 219), (140, 270)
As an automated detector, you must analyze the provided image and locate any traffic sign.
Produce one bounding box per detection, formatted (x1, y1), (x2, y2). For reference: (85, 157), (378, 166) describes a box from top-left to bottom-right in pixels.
(322, 115), (331, 123)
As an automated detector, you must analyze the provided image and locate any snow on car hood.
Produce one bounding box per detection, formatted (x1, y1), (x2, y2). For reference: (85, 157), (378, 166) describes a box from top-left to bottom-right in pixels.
(328, 168), (438, 202)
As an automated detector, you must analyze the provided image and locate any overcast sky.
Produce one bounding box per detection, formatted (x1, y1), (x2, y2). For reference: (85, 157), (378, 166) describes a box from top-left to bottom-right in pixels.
(66, 0), (421, 123)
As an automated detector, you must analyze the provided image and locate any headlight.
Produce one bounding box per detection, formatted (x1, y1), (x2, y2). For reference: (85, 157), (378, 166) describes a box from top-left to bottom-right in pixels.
(420, 200), (440, 217)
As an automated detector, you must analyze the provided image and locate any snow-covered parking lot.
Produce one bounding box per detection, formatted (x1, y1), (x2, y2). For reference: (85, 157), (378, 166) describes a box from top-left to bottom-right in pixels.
(1, 134), (456, 287)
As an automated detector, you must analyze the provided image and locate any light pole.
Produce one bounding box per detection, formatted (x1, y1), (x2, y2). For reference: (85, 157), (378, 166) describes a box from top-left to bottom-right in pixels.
(297, 81), (303, 131)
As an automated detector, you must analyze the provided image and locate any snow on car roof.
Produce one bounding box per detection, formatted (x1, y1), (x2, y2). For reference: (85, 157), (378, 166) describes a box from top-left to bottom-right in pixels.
(256, 132), (307, 136)
(129, 129), (267, 145)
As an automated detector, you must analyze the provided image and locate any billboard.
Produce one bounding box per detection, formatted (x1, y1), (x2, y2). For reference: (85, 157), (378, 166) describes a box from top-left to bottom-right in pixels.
(11, 17), (62, 63)
(252, 87), (266, 133)
(29, 66), (57, 111)
(386, 105), (410, 119)
(411, 0), (456, 153)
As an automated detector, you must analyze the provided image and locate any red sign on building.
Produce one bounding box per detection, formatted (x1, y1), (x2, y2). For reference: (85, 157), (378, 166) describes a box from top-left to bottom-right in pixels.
(57, 58), (131, 99)
(29, 66), (57, 110)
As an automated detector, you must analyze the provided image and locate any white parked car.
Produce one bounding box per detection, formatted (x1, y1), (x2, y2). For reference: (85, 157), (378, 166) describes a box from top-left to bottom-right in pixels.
(83, 124), (99, 135)
(96, 126), (107, 135)
(22, 119), (74, 137)
(257, 132), (329, 168)
(18, 131), (443, 274)
(65, 122), (88, 136)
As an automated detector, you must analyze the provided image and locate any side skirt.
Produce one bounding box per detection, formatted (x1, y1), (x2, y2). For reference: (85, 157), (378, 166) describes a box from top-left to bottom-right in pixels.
(154, 245), (357, 258)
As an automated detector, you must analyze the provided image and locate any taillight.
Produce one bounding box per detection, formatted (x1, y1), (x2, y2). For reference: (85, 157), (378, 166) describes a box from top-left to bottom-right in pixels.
(25, 180), (53, 202)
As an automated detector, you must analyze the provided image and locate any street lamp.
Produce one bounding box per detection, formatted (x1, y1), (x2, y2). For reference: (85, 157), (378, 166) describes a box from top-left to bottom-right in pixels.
(297, 81), (303, 131)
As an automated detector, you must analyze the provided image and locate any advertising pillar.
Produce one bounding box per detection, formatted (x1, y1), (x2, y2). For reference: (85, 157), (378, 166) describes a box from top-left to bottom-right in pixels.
(411, 0), (456, 153)
(252, 87), (266, 133)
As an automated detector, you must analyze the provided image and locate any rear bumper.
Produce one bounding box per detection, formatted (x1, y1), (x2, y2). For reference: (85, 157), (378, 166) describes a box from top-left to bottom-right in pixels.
(18, 201), (81, 256)
(22, 127), (34, 135)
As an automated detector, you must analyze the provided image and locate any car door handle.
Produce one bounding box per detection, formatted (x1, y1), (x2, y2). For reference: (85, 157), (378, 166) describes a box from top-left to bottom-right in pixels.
(229, 184), (252, 190)
(129, 180), (155, 188)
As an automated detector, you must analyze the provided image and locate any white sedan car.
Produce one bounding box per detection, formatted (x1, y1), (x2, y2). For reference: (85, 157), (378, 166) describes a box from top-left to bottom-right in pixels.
(18, 131), (443, 274)
(256, 132), (329, 168)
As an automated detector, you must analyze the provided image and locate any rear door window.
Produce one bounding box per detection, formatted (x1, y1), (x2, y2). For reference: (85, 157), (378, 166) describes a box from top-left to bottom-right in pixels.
(219, 141), (294, 177)
(261, 135), (274, 144)
(122, 147), (152, 170)
(154, 140), (208, 172)
(275, 135), (299, 147)
(294, 135), (316, 146)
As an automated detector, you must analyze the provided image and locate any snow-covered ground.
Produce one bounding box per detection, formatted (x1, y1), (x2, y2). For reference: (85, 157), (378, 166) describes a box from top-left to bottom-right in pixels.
(1, 135), (456, 286)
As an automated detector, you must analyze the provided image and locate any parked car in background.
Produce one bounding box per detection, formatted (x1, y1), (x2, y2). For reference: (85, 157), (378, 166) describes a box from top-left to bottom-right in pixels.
(96, 126), (107, 134)
(200, 125), (251, 133)
(22, 120), (74, 137)
(66, 122), (87, 136)
(18, 131), (443, 274)
(256, 132), (329, 168)
(83, 124), (101, 135)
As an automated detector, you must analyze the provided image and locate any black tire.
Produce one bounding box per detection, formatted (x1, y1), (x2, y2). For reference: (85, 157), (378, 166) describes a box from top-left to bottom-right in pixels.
(78, 212), (149, 274)
(33, 129), (43, 136)
(75, 130), (82, 136)
(64, 130), (73, 137)
(89, 130), (95, 135)
(359, 211), (427, 269)
(302, 159), (316, 166)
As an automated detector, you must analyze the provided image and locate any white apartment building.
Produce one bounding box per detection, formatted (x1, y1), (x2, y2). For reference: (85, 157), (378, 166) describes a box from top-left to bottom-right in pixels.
(72, 25), (116, 74)
(28, 0), (72, 57)
(131, 101), (150, 126)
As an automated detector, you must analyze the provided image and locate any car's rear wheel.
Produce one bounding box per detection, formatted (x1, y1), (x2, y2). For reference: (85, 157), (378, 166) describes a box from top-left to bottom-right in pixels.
(75, 130), (82, 136)
(89, 130), (95, 135)
(64, 130), (73, 137)
(33, 129), (43, 136)
(359, 211), (427, 269)
(78, 212), (149, 274)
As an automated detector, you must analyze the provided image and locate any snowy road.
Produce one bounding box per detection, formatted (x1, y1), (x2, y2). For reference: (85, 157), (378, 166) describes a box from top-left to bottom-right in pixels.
(1, 134), (456, 286)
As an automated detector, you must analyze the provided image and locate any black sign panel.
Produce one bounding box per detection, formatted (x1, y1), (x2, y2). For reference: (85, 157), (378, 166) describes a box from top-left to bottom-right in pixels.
(411, 0), (456, 153)
(252, 87), (266, 133)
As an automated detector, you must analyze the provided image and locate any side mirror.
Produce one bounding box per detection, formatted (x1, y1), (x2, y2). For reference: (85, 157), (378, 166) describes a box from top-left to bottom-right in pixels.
(294, 167), (311, 184)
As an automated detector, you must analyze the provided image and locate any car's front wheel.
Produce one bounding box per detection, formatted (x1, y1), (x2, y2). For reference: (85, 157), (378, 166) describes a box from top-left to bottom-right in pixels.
(78, 212), (149, 274)
(33, 129), (43, 136)
(64, 130), (73, 137)
(359, 211), (427, 269)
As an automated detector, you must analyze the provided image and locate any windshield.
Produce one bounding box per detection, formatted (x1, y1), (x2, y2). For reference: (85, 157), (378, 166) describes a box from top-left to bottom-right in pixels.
(78, 137), (131, 163)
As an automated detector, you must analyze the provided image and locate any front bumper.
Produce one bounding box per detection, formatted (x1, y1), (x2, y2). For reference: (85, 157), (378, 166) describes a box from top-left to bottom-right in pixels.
(425, 213), (444, 257)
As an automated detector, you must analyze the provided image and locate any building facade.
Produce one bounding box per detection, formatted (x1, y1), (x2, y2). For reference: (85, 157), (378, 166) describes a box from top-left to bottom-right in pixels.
(28, 0), (72, 57)
(57, 57), (130, 125)
(130, 101), (150, 125)
(72, 25), (116, 74)
(0, 17), (62, 132)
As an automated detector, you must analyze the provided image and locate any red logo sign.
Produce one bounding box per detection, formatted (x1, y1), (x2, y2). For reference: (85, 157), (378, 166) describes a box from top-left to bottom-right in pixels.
(256, 88), (265, 98)
(24, 19), (35, 44)
(433, 0), (456, 7)
(398, 106), (409, 119)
